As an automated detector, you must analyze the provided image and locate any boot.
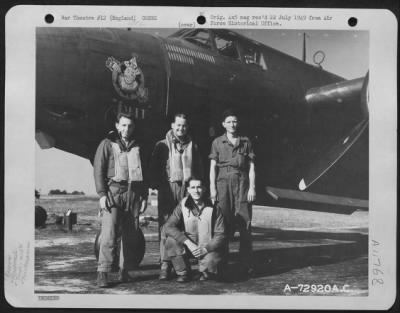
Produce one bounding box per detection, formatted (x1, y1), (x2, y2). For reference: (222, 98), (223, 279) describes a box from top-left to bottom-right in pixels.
(176, 269), (190, 283)
(118, 269), (133, 283)
(159, 262), (171, 280)
(97, 272), (109, 288)
(199, 271), (217, 281)
(176, 273), (190, 283)
(199, 271), (209, 281)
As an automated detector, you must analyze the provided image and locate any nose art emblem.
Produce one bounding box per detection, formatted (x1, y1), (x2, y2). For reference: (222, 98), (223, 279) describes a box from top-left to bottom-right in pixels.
(106, 54), (149, 102)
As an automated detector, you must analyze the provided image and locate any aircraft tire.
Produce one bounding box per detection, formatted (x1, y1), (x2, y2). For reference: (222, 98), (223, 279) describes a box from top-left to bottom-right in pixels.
(35, 205), (47, 228)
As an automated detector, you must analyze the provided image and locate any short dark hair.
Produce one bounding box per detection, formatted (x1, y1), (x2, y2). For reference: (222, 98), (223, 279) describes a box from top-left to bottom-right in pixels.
(173, 113), (188, 123)
(186, 176), (203, 187)
(116, 111), (134, 123)
(221, 108), (238, 122)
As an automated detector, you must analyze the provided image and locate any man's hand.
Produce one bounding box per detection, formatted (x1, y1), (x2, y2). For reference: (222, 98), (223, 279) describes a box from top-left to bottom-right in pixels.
(139, 197), (148, 214)
(99, 196), (108, 210)
(210, 184), (217, 205)
(199, 247), (208, 258)
(99, 196), (111, 214)
(192, 246), (208, 258)
(247, 188), (256, 203)
(184, 239), (200, 257)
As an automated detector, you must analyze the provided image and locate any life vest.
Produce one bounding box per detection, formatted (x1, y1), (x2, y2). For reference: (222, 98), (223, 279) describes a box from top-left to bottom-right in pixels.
(181, 197), (213, 248)
(111, 142), (143, 182)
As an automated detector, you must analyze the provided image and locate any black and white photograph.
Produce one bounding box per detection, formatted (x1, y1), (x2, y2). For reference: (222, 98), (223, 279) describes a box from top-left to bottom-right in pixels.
(4, 6), (397, 310)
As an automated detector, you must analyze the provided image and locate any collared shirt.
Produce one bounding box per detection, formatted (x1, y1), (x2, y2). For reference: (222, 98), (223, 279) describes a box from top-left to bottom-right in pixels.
(209, 133), (255, 171)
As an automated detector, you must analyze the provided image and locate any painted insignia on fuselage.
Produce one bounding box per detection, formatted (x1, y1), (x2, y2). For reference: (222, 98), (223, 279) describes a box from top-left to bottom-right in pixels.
(106, 55), (148, 102)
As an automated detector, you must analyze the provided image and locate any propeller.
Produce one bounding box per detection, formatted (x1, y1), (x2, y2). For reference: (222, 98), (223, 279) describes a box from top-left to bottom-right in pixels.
(299, 72), (369, 191)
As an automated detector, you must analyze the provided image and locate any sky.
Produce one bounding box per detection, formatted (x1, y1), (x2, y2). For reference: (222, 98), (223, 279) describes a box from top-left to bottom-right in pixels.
(35, 28), (369, 196)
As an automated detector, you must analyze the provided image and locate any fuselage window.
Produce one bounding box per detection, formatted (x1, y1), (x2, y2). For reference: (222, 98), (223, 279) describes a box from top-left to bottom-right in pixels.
(242, 44), (267, 70)
(258, 53), (267, 70)
(183, 30), (212, 50)
(214, 35), (239, 60)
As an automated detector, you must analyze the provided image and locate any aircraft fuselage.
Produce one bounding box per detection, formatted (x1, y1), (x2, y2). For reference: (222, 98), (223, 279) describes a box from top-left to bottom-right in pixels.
(36, 28), (368, 202)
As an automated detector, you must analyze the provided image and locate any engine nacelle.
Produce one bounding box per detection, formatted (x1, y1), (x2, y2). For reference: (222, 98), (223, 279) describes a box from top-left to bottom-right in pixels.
(305, 77), (362, 105)
(305, 72), (369, 119)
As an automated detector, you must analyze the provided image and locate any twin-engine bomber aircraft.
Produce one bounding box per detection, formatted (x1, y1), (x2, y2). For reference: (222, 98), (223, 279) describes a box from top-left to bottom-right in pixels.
(36, 28), (369, 214)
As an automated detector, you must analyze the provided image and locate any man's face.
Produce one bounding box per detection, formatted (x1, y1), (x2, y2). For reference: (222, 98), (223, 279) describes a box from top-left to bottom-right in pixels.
(171, 116), (188, 139)
(222, 115), (239, 134)
(187, 179), (204, 201)
(116, 116), (135, 140)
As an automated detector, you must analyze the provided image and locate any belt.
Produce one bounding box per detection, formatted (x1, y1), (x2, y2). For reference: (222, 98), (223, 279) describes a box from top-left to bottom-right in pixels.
(168, 179), (184, 185)
(109, 180), (129, 185)
(218, 166), (241, 173)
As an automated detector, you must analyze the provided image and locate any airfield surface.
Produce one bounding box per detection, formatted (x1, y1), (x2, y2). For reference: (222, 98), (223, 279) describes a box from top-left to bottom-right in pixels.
(35, 195), (368, 296)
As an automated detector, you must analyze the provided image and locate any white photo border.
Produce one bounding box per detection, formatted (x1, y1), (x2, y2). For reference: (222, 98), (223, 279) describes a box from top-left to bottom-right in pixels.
(4, 5), (397, 309)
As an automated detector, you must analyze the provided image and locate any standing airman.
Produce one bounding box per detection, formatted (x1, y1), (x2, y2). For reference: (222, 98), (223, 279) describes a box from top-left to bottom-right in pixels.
(150, 113), (203, 280)
(209, 109), (256, 276)
(94, 110), (148, 287)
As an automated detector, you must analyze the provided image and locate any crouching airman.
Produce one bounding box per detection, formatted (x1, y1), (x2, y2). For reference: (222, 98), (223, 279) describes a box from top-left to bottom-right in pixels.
(163, 177), (227, 282)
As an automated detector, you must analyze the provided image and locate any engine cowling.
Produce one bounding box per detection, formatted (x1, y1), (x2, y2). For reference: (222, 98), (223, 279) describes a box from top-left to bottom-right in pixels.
(299, 72), (369, 191)
(305, 76), (363, 107)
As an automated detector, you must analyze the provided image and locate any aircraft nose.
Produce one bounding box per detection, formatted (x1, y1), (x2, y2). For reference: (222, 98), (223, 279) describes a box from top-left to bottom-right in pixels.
(37, 28), (130, 124)
(37, 28), (89, 105)
(36, 27), (169, 150)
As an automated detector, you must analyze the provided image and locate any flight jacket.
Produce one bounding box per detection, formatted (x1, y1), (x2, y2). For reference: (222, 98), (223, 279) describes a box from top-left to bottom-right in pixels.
(164, 196), (227, 252)
(93, 130), (149, 198)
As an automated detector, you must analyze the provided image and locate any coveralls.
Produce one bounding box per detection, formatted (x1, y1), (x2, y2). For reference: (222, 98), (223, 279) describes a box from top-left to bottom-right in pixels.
(150, 131), (203, 264)
(209, 133), (255, 267)
(164, 196), (226, 275)
(94, 131), (148, 273)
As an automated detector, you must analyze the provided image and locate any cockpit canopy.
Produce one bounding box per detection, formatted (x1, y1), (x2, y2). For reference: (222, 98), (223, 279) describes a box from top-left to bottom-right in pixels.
(169, 29), (267, 70)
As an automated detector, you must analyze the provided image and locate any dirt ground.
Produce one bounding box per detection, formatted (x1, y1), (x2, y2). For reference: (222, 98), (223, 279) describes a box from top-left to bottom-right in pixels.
(35, 195), (368, 296)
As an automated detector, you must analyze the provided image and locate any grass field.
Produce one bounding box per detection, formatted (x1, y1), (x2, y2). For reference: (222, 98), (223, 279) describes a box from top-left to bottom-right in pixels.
(36, 194), (368, 230)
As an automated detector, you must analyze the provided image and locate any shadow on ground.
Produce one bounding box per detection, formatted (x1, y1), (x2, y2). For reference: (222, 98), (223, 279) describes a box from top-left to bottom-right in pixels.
(222, 226), (367, 283)
(35, 225), (368, 295)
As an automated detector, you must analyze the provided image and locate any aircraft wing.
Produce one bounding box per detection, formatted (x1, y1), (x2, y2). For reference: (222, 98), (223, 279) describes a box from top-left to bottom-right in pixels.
(266, 186), (368, 214)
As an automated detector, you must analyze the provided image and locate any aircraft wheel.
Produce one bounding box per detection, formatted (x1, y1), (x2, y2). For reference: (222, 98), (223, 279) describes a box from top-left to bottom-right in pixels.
(35, 205), (47, 228)
(94, 227), (145, 270)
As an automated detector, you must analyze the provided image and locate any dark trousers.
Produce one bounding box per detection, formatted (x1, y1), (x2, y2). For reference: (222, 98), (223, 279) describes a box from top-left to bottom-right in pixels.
(229, 214), (252, 267)
(216, 173), (253, 267)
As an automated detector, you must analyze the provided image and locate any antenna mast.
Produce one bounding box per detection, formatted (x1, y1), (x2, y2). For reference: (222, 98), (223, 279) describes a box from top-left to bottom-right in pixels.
(302, 32), (307, 62)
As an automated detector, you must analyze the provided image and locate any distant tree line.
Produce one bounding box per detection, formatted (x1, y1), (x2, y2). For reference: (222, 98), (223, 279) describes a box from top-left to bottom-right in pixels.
(48, 189), (85, 195)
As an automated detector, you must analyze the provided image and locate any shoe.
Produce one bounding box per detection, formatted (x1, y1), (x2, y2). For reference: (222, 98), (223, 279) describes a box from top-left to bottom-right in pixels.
(118, 269), (132, 283)
(247, 267), (255, 277)
(159, 262), (171, 281)
(241, 266), (255, 278)
(97, 272), (109, 288)
(159, 269), (169, 280)
(199, 272), (218, 281)
(199, 272), (209, 281)
(176, 274), (190, 283)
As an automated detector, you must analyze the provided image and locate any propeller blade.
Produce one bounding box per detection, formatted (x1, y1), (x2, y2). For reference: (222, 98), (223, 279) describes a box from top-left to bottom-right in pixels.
(299, 118), (368, 191)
